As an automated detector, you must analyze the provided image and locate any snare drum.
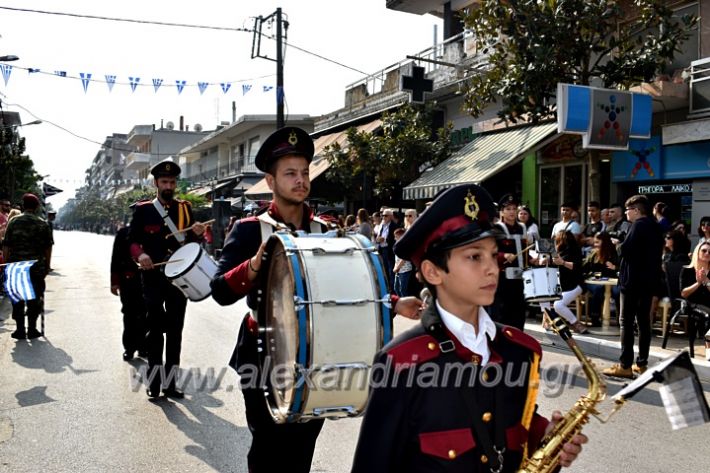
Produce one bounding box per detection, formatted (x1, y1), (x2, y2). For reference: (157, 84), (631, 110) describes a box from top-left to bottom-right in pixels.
(257, 231), (391, 423)
(522, 267), (561, 302)
(164, 242), (218, 301)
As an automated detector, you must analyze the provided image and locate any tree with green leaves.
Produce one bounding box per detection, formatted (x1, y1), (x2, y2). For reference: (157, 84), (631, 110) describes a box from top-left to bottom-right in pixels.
(0, 127), (41, 203)
(463, 0), (697, 123)
(462, 0), (697, 202)
(324, 103), (452, 206)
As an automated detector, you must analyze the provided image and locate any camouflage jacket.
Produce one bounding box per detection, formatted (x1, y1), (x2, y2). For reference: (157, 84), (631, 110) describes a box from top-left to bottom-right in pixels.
(2, 211), (52, 273)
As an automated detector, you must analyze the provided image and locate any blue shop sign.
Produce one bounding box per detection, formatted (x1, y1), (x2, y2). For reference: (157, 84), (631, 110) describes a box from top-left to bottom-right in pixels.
(612, 136), (661, 182)
(613, 136), (710, 181)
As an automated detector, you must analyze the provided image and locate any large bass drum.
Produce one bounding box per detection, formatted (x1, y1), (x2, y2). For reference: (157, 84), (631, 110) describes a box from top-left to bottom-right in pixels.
(257, 231), (391, 423)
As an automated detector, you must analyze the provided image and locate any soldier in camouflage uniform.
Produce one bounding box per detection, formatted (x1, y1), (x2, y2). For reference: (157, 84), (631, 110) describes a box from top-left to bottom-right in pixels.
(2, 193), (52, 339)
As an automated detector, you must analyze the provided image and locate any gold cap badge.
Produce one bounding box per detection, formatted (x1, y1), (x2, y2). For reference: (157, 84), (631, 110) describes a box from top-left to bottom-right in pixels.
(288, 130), (298, 146)
(464, 190), (480, 221)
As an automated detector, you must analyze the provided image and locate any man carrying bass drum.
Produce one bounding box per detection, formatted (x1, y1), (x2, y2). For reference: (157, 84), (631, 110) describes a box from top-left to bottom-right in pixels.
(210, 127), (422, 472)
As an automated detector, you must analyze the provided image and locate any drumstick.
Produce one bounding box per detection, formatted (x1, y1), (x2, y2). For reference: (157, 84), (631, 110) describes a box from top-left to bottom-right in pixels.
(513, 243), (535, 258)
(135, 259), (184, 269)
(164, 219), (216, 239)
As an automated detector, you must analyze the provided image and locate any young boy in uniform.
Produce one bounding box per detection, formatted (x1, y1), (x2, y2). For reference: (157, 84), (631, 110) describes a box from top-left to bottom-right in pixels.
(352, 184), (587, 472)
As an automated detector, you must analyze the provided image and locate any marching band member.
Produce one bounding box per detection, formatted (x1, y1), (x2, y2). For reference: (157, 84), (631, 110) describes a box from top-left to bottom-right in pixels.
(129, 160), (204, 398)
(490, 193), (528, 330)
(352, 184), (587, 472)
(210, 127), (421, 472)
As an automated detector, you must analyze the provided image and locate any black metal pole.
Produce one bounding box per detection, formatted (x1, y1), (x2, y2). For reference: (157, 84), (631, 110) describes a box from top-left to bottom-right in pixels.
(276, 7), (284, 129)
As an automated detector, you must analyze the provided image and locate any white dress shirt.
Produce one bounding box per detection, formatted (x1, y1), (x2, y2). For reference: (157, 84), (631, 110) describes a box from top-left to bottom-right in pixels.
(437, 301), (497, 366)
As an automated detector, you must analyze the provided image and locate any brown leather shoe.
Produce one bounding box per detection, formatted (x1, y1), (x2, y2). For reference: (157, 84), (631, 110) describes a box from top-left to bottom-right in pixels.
(602, 363), (634, 379)
(632, 364), (648, 375)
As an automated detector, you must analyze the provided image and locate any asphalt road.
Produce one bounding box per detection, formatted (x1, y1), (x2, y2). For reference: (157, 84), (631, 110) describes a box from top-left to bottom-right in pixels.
(0, 230), (708, 472)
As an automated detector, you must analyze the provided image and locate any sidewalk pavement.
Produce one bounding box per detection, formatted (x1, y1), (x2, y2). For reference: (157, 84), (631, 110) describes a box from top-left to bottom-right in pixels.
(524, 317), (710, 382)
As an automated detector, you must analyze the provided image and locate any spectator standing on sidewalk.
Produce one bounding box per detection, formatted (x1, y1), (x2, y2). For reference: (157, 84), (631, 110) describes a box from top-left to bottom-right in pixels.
(2, 193), (51, 339)
(603, 195), (663, 379)
(607, 203), (632, 245)
(355, 208), (372, 240)
(581, 201), (605, 255)
(653, 202), (672, 233)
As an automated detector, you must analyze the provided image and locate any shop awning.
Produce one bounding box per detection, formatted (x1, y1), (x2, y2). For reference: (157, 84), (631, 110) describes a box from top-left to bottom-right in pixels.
(188, 179), (234, 197)
(245, 119), (382, 200)
(403, 122), (558, 200)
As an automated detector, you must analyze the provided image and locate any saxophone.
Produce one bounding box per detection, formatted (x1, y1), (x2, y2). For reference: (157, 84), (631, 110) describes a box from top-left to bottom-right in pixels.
(517, 310), (607, 473)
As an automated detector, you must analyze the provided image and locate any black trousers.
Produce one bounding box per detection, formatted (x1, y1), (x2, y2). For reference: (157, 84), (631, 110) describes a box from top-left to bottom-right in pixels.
(120, 276), (147, 353)
(12, 271), (46, 330)
(619, 288), (652, 368)
(232, 316), (324, 472)
(490, 277), (526, 330)
(142, 271), (186, 389)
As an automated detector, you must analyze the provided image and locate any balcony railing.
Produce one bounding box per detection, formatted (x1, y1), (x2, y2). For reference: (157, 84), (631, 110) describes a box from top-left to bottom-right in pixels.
(343, 30), (490, 104)
(690, 57), (710, 116)
(183, 159), (261, 183)
(125, 152), (151, 170)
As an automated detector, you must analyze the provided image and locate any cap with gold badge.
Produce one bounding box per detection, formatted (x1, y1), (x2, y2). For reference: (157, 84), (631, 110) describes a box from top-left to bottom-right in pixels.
(254, 127), (314, 173)
(394, 184), (499, 267)
(150, 159), (181, 178)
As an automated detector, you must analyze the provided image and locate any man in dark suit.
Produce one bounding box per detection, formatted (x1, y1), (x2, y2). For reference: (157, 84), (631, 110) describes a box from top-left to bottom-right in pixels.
(603, 194), (663, 379)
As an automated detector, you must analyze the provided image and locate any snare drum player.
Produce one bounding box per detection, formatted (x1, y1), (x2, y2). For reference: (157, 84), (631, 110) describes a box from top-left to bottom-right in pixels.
(129, 160), (205, 398)
(210, 127), (422, 472)
(352, 184), (587, 472)
(490, 193), (528, 330)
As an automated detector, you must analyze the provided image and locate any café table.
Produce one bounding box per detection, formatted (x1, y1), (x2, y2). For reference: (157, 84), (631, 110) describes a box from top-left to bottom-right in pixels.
(584, 277), (619, 335)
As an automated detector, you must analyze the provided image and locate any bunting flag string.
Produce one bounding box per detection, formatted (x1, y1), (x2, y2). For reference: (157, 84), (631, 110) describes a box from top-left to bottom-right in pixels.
(0, 63), (275, 96)
(80, 72), (92, 93)
(0, 64), (12, 85)
(105, 74), (117, 91)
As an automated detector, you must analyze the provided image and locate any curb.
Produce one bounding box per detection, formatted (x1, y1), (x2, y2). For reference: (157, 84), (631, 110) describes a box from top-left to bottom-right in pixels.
(524, 322), (710, 382)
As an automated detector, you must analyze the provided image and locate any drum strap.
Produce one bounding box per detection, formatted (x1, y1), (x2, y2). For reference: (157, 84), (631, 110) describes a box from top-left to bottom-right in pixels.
(153, 198), (185, 244)
(496, 222), (526, 269)
(257, 212), (324, 241)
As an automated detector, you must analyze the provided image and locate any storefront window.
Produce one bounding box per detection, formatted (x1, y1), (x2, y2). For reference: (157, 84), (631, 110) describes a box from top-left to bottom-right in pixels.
(539, 164), (586, 236)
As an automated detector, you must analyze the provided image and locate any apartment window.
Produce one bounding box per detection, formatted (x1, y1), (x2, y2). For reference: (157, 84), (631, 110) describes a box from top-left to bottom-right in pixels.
(248, 137), (260, 166)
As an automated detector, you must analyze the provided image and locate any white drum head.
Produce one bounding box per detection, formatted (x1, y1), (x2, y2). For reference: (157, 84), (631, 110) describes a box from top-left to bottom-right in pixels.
(164, 242), (201, 278)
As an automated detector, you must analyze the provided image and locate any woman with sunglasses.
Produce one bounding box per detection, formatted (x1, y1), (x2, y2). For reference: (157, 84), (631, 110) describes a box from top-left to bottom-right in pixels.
(678, 242), (710, 338)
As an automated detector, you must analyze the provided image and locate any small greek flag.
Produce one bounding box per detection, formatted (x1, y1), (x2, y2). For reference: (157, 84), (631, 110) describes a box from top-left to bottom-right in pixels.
(3, 261), (37, 304)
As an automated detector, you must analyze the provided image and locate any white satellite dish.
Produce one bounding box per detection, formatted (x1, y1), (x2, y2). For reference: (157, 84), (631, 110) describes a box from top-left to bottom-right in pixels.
(194, 123), (203, 132)
(166, 121), (175, 130)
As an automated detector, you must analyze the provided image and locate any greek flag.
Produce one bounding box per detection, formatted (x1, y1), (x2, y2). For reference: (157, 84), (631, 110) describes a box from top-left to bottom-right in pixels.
(3, 261), (37, 304)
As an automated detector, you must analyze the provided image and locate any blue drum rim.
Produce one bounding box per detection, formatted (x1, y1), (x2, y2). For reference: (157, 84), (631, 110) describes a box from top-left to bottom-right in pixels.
(353, 233), (391, 345)
(281, 233), (309, 422)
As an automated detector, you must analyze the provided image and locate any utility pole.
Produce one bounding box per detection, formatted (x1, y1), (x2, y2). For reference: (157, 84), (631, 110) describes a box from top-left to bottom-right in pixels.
(276, 8), (284, 129)
(252, 8), (287, 129)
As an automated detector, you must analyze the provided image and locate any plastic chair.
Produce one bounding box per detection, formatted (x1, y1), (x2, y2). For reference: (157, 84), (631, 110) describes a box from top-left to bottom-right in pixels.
(661, 261), (710, 357)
